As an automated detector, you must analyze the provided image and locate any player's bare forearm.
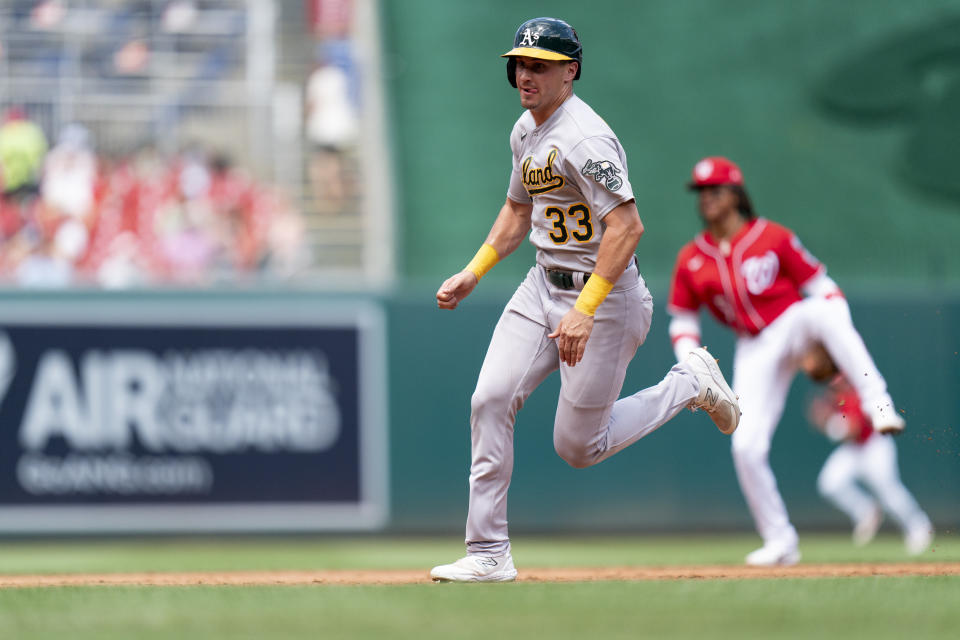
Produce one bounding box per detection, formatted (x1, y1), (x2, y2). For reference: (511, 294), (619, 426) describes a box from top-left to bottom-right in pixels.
(592, 200), (643, 281)
(436, 198), (531, 310)
(483, 197), (533, 258)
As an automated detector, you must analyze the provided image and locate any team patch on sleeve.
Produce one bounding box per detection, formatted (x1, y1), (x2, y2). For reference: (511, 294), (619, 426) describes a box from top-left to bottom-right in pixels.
(581, 158), (624, 191)
(789, 234), (820, 267)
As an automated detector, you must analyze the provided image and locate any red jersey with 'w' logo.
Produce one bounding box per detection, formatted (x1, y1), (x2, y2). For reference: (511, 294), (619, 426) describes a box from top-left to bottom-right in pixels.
(668, 218), (823, 335)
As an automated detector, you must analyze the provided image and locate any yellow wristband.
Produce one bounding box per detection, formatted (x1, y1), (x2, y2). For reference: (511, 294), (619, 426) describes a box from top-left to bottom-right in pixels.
(574, 274), (614, 316)
(465, 243), (500, 280)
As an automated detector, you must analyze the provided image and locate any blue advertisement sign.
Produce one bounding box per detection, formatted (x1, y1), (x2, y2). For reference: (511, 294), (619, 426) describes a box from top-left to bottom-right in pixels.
(0, 299), (388, 533)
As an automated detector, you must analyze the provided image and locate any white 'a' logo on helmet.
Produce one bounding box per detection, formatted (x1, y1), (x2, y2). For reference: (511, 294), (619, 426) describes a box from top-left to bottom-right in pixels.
(519, 27), (543, 47)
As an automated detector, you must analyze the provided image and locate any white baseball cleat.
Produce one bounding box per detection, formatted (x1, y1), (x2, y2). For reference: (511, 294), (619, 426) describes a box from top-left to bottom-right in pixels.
(745, 543), (801, 567)
(852, 505), (883, 546)
(430, 553), (518, 583)
(684, 347), (741, 434)
(905, 527), (933, 556)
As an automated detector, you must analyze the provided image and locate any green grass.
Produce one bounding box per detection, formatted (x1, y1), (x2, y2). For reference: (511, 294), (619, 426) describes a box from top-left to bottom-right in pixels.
(0, 534), (957, 639)
(0, 532), (956, 573)
(0, 578), (956, 640)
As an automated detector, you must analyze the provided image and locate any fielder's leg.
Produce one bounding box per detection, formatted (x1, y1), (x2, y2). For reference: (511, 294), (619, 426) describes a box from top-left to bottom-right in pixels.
(857, 435), (933, 554)
(817, 444), (882, 545)
(806, 298), (902, 432)
(730, 328), (800, 565)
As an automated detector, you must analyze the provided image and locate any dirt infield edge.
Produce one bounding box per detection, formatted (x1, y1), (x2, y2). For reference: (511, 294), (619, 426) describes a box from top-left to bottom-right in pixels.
(1, 562), (958, 588)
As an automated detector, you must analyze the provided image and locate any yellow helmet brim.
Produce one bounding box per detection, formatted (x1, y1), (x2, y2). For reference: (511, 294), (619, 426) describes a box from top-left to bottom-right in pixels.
(500, 47), (574, 61)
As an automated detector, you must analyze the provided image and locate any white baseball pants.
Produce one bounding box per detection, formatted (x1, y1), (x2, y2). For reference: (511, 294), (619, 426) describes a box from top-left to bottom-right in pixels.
(817, 434), (931, 536)
(731, 296), (897, 549)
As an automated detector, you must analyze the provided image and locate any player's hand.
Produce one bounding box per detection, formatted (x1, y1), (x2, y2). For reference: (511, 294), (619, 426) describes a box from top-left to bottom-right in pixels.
(436, 271), (479, 310)
(548, 308), (594, 366)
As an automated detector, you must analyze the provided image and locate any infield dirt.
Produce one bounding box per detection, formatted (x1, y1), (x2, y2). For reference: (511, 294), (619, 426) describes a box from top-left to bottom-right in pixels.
(1, 563), (958, 587)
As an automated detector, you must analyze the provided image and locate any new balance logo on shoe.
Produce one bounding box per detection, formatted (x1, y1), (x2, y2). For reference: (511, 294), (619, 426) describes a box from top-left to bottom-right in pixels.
(684, 347), (741, 435)
(704, 388), (718, 408)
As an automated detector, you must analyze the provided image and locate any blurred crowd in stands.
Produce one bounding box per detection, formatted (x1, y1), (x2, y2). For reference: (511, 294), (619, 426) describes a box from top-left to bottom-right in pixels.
(0, 107), (309, 288)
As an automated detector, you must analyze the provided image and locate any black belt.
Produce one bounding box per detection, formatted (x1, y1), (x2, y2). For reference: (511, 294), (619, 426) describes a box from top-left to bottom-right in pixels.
(545, 268), (589, 290)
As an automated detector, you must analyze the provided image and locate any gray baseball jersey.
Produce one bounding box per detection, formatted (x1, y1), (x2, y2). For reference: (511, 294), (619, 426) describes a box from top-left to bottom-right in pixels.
(506, 94), (634, 273)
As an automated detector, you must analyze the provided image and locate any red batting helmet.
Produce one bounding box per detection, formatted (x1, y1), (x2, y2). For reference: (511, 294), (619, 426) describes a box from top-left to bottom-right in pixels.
(688, 157), (744, 189)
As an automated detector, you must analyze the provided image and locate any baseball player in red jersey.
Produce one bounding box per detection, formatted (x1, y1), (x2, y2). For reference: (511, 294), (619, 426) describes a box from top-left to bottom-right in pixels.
(801, 344), (933, 555)
(429, 19), (740, 583)
(667, 156), (905, 566)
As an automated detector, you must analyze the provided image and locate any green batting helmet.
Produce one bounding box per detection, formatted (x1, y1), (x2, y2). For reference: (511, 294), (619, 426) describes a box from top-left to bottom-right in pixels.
(502, 17), (582, 88)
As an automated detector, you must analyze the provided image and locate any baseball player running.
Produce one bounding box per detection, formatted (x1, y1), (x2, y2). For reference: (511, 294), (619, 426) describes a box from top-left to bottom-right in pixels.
(430, 18), (740, 583)
(801, 344), (933, 555)
(667, 156), (905, 566)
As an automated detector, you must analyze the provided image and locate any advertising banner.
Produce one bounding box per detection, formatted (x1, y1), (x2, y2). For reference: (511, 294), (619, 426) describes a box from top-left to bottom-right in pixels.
(0, 298), (388, 533)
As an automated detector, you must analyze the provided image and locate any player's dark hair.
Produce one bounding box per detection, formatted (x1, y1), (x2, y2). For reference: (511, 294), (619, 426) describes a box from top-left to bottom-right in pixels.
(731, 185), (755, 219)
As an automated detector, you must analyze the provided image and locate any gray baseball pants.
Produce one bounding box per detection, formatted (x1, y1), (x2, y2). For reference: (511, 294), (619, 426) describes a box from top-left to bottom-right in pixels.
(465, 263), (700, 556)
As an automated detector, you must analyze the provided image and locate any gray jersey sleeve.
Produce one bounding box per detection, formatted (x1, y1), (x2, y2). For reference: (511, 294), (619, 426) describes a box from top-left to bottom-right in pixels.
(507, 122), (533, 204)
(564, 135), (633, 219)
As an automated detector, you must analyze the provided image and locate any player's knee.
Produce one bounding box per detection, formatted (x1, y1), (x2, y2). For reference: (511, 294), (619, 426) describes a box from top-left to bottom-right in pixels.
(470, 458), (500, 482)
(817, 469), (841, 496)
(731, 438), (769, 467)
(555, 444), (594, 469)
(553, 432), (598, 469)
(469, 389), (489, 418)
(470, 383), (519, 425)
